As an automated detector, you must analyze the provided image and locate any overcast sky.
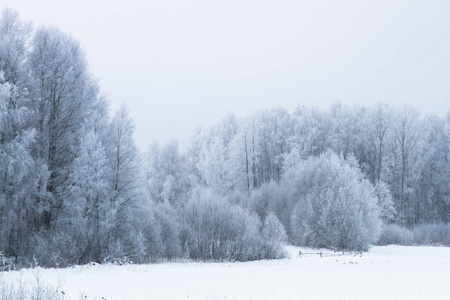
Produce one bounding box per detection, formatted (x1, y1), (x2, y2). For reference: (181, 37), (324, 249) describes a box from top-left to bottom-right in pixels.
(5, 0), (450, 151)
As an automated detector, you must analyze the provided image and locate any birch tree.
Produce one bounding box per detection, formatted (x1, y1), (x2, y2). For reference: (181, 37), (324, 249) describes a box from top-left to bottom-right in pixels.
(391, 106), (422, 224)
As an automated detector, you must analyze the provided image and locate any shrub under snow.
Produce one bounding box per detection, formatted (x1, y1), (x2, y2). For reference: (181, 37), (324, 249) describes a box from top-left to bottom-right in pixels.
(260, 213), (288, 259)
(377, 223), (450, 246)
(182, 188), (287, 261)
(287, 152), (381, 251)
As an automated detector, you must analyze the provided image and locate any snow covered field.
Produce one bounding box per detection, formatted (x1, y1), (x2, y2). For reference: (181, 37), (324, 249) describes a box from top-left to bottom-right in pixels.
(2, 245), (449, 300)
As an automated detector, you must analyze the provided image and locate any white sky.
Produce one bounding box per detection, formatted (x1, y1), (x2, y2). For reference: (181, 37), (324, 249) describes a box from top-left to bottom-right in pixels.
(4, 0), (450, 151)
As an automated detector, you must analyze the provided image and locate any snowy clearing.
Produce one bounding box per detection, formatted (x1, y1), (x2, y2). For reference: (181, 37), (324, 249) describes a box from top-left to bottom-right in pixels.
(2, 245), (449, 300)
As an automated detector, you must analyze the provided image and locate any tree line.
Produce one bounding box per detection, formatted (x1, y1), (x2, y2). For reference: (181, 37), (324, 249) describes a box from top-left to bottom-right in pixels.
(1, 9), (449, 268)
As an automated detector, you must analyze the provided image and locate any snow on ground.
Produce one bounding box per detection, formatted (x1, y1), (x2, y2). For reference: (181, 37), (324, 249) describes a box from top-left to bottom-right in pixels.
(2, 245), (450, 300)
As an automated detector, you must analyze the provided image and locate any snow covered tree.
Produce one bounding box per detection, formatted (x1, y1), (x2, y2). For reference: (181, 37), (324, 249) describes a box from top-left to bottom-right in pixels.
(228, 122), (253, 192)
(373, 181), (396, 223)
(261, 212), (287, 259)
(195, 133), (230, 193)
(0, 77), (38, 259)
(29, 25), (99, 229)
(108, 104), (142, 205)
(255, 108), (293, 184)
(367, 104), (393, 183)
(0, 8), (31, 85)
(183, 188), (265, 261)
(145, 140), (189, 205)
(153, 202), (182, 259)
(67, 127), (111, 263)
(390, 106), (422, 224)
(287, 152), (381, 250)
(248, 181), (291, 231)
(291, 106), (330, 158)
(105, 104), (147, 262)
(0, 9), (40, 259)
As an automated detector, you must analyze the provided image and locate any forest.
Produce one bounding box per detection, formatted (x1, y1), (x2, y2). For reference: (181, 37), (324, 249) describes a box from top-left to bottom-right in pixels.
(1, 8), (449, 269)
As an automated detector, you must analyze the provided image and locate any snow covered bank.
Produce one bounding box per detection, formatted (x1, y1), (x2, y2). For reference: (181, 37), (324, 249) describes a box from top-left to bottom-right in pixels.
(1, 245), (449, 300)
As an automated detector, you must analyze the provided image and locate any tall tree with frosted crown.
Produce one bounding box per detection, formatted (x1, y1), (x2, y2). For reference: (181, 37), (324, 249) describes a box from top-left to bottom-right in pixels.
(28, 25), (99, 228)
